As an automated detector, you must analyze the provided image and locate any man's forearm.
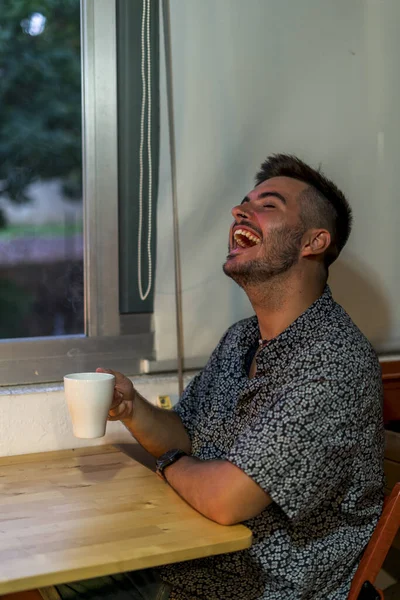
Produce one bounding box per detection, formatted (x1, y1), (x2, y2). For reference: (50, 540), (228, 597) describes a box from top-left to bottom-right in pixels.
(122, 390), (191, 457)
(164, 456), (269, 525)
(164, 456), (229, 523)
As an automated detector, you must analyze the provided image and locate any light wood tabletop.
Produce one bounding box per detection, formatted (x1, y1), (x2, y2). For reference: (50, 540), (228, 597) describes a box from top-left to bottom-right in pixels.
(0, 445), (252, 594)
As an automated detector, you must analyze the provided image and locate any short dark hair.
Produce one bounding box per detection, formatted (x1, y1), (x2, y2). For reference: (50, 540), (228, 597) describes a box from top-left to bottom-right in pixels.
(255, 154), (352, 268)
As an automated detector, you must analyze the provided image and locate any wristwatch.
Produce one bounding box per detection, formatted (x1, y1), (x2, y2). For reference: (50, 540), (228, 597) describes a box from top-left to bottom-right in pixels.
(155, 449), (187, 480)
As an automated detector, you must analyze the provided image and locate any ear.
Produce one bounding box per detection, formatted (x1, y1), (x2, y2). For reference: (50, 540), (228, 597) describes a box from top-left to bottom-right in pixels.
(301, 229), (331, 258)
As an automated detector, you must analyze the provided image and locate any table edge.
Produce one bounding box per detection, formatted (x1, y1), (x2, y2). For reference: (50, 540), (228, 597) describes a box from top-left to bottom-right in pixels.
(0, 529), (252, 594)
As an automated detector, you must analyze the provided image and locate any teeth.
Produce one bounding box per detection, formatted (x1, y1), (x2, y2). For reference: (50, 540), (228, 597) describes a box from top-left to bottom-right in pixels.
(233, 228), (261, 246)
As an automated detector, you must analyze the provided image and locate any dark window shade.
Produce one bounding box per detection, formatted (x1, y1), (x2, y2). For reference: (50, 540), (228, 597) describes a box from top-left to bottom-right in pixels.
(117, 0), (159, 314)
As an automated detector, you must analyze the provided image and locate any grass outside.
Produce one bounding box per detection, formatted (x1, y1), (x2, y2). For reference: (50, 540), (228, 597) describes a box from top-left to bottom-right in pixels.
(0, 222), (83, 240)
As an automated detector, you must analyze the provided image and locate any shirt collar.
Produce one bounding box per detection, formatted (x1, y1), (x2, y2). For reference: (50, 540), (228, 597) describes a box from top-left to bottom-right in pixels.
(254, 285), (334, 368)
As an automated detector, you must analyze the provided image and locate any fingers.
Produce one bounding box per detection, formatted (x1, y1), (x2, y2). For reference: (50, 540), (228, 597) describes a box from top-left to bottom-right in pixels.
(108, 399), (130, 421)
(96, 367), (125, 380)
(109, 390), (123, 410)
(96, 368), (134, 421)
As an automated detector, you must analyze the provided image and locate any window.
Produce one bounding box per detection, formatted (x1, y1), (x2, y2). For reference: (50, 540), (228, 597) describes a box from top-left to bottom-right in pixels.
(0, 0), (157, 386)
(0, 1), (83, 340)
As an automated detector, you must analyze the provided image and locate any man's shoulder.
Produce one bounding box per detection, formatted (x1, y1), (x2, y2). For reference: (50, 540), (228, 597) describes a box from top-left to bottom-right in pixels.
(216, 316), (258, 348)
(326, 299), (378, 360)
(226, 315), (258, 336)
(201, 316), (257, 370)
(297, 299), (380, 381)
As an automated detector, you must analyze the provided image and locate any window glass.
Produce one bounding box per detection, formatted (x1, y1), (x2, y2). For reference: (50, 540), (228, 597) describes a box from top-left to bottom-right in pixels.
(0, 0), (83, 339)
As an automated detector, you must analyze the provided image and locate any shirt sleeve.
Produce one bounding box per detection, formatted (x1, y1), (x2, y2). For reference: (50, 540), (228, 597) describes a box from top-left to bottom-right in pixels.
(226, 377), (365, 521)
(172, 372), (202, 440)
(173, 326), (233, 441)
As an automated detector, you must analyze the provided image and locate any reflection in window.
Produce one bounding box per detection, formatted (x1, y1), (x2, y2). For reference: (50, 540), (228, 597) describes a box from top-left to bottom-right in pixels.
(0, 0), (83, 339)
(21, 12), (47, 36)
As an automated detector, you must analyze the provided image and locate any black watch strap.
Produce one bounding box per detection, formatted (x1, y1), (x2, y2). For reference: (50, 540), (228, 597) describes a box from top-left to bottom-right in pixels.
(155, 449), (187, 479)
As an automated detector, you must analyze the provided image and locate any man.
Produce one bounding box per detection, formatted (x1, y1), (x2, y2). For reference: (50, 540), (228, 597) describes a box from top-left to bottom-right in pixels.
(49, 154), (385, 599)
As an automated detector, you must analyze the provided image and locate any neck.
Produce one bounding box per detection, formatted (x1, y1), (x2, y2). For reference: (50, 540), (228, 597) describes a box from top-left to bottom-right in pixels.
(245, 271), (326, 341)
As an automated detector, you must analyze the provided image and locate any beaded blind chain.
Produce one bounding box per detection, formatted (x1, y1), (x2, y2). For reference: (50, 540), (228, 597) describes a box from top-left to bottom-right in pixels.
(138, 0), (153, 301)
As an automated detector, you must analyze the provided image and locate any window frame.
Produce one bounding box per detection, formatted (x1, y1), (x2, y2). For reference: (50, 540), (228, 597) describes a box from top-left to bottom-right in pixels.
(0, 0), (153, 387)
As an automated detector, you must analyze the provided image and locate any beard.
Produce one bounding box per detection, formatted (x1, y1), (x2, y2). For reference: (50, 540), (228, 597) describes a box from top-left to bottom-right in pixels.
(223, 224), (305, 288)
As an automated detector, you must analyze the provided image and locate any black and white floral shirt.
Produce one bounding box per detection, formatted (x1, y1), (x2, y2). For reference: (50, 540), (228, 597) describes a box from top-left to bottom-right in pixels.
(160, 286), (385, 600)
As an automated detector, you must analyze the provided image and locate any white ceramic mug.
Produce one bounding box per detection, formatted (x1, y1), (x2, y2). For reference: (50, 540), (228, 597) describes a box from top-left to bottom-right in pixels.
(64, 372), (115, 439)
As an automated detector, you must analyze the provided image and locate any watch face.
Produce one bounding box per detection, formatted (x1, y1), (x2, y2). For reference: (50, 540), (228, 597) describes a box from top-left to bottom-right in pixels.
(164, 450), (179, 462)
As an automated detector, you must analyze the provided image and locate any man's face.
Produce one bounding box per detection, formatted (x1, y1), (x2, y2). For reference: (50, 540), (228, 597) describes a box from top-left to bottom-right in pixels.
(223, 176), (308, 287)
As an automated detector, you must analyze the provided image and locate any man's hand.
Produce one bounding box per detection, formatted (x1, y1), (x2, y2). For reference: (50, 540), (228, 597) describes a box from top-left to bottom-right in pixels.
(96, 368), (136, 421)
(96, 367), (191, 457)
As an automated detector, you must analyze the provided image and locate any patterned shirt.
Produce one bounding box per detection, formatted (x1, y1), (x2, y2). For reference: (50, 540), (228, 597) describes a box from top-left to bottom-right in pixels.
(160, 286), (385, 599)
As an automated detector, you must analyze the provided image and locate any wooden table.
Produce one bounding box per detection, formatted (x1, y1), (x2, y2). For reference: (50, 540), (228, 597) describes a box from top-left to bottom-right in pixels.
(0, 445), (252, 594)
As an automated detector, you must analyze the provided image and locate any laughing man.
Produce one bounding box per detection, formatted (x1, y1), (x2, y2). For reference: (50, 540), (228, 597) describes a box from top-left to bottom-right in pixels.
(47, 155), (384, 600)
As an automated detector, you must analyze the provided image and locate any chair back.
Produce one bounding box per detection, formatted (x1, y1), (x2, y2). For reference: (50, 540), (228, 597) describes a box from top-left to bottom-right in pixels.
(348, 482), (400, 600)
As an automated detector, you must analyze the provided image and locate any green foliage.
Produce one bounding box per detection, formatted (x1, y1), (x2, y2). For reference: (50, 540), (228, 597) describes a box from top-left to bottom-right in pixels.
(0, 0), (81, 204)
(0, 278), (33, 337)
(0, 210), (7, 228)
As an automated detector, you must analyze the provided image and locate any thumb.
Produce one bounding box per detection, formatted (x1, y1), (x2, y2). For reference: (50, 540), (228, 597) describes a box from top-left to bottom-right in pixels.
(96, 367), (114, 375)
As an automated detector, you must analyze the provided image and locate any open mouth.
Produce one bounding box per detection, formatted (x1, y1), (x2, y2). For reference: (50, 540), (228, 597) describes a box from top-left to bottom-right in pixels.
(232, 227), (262, 249)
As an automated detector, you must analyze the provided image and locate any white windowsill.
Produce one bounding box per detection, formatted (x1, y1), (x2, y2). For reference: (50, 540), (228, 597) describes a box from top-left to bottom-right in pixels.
(0, 371), (199, 397)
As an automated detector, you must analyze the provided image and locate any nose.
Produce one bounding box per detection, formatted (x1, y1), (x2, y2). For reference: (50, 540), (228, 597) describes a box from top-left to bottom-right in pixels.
(231, 202), (251, 222)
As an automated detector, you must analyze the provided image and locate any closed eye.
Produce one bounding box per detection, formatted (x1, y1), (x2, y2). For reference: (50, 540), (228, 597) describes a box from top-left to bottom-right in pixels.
(263, 204), (276, 208)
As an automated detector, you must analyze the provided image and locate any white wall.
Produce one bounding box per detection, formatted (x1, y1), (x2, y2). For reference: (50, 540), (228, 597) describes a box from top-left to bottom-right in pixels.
(2, 0), (400, 459)
(155, 0), (400, 362)
(0, 375), (182, 457)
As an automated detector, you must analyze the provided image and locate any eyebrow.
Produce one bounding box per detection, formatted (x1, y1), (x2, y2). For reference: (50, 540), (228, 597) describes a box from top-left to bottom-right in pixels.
(241, 191), (287, 205)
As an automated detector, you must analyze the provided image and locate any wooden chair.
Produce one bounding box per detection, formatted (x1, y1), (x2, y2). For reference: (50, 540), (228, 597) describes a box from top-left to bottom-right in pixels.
(0, 593), (42, 600)
(348, 482), (400, 600)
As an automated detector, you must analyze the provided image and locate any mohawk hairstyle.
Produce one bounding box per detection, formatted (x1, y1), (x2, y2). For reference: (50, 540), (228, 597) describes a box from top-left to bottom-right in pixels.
(255, 154), (352, 267)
